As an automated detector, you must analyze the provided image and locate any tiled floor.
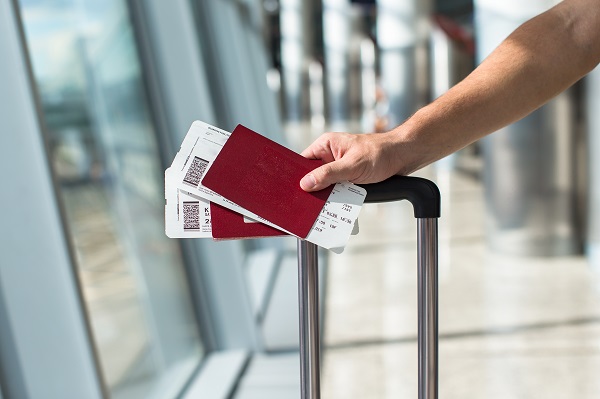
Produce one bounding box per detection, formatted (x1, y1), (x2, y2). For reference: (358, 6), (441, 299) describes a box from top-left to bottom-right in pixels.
(321, 170), (600, 398)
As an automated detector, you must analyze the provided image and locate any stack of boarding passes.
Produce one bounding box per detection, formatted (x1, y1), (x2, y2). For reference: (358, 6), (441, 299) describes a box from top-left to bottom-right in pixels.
(165, 121), (366, 254)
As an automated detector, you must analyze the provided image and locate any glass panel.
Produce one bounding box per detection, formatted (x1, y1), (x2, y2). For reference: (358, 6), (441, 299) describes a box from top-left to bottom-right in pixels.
(17, 0), (203, 397)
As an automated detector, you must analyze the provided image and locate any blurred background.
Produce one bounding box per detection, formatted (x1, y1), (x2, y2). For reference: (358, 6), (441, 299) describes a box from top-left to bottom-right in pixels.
(1, 0), (600, 398)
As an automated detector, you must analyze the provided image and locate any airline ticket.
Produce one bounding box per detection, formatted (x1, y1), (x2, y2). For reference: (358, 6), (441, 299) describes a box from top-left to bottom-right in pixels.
(165, 167), (212, 238)
(168, 121), (365, 253)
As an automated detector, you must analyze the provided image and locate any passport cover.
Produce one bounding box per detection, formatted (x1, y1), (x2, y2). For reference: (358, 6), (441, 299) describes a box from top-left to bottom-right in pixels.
(210, 203), (288, 239)
(202, 124), (334, 239)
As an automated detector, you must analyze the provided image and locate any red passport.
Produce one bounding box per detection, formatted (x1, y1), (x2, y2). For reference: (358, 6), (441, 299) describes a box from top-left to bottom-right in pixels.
(210, 203), (288, 239)
(201, 124), (334, 238)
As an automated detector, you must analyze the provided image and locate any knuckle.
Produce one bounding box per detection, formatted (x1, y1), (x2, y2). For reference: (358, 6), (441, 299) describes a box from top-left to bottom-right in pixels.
(319, 163), (334, 177)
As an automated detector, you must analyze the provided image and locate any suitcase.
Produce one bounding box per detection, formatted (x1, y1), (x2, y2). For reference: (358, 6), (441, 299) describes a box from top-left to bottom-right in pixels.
(296, 176), (441, 399)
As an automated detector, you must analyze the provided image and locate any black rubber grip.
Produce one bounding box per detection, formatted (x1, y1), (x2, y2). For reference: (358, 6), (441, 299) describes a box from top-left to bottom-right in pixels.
(358, 176), (441, 219)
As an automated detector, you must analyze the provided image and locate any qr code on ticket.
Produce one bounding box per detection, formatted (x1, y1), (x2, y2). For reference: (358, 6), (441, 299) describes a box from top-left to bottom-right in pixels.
(183, 156), (209, 187)
(183, 201), (201, 231)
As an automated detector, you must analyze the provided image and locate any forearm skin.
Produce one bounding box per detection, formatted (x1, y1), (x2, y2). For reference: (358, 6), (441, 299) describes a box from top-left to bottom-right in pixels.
(389, 0), (600, 175)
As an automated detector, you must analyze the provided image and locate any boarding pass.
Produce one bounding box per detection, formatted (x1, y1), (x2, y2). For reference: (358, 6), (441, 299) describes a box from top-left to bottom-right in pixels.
(169, 121), (365, 253)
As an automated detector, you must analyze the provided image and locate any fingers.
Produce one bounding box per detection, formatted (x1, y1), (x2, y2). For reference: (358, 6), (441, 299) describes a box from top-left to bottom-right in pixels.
(300, 160), (352, 191)
(301, 141), (335, 164)
(300, 144), (318, 159)
(300, 134), (327, 158)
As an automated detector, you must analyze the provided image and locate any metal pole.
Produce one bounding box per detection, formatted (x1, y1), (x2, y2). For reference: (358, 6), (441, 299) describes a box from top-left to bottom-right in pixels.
(586, 66), (600, 267)
(417, 218), (438, 399)
(323, 0), (351, 127)
(376, 0), (421, 129)
(297, 239), (321, 399)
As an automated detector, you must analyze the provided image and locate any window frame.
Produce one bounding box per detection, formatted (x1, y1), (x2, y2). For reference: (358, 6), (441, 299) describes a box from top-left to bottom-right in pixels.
(0, 1), (106, 397)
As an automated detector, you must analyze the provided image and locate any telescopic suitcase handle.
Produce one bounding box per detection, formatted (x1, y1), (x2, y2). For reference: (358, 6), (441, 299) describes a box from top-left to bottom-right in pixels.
(359, 175), (441, 218)
(297, 176), (441, 399)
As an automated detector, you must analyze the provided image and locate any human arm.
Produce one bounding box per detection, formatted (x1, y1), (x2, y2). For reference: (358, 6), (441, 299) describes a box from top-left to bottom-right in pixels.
(300, 0), (600, 191)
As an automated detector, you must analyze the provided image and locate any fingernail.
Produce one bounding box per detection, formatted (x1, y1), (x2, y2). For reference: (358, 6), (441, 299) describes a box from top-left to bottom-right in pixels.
(300, 174), (316, 190)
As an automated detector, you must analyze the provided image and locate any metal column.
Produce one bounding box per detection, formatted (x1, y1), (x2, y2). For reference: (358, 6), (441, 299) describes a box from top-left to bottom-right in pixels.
(297, 239), (321, 399)
(376, 0), (427, 128)
(417, 218), (439, 399)
(586, 66), (600, 268)
(296, 220), (439, 399)
(323, 0), (352, 127)
(297, 176), (440, 399)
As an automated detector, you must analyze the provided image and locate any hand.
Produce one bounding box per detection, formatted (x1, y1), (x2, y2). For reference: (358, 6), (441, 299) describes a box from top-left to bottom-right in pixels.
(299, 131), (408, 192)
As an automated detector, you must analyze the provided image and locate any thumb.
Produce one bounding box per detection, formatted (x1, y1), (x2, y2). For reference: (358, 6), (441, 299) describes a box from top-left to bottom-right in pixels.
(300, 160), (351, 192)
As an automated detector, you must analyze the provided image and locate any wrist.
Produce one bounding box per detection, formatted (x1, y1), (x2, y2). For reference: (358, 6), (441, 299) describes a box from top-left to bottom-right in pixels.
(385, 111), (436, 175)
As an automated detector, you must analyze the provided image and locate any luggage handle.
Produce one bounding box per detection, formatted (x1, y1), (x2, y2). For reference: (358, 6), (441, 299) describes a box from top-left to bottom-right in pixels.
(297, 176), (440, 399)
(359, 175), (441, 218)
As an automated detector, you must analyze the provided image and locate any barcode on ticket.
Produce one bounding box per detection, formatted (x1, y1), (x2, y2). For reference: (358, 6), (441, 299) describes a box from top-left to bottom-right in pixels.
(183, 156), (209, 187)
(183, 201), (201, 231)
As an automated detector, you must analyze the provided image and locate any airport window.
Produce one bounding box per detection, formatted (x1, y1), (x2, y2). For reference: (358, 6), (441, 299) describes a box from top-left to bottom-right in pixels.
(17, 0), (203, 397)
